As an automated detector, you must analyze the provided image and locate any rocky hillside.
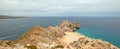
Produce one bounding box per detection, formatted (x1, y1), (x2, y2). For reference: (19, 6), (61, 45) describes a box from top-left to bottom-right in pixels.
(0, 20), (119, 49)
(0, 15), (26, 19)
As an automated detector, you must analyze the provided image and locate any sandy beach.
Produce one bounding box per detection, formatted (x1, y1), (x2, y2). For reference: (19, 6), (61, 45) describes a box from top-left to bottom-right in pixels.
(59, 32), (85, 45)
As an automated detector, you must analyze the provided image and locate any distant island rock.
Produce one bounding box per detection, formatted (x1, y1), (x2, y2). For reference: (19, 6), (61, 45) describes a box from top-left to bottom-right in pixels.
(0, 20), (119, 49)
(0, 15), (26, 19)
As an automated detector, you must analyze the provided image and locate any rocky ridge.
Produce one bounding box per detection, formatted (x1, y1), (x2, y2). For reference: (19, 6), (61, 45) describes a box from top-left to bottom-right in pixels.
(0, 20), (119, 49)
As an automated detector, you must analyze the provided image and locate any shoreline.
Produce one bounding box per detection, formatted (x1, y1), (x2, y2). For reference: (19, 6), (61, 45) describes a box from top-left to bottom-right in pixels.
(0, 17), (26, 20)
(76, 29), (120, 48)
(0, 20), (119, 49)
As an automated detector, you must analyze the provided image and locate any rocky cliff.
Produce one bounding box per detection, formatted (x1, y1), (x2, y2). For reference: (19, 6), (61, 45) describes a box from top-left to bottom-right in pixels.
(0, 20), (119, 49)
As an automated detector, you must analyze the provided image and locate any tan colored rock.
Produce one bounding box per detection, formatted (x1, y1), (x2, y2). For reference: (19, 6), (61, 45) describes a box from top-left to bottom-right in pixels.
(73, 22), (80, 29)
(58, 20), (75, 32)
(0, 20), (119, 49)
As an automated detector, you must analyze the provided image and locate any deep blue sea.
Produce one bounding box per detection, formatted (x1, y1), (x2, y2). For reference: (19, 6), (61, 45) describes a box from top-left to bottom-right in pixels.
(0, 17), (120, 47)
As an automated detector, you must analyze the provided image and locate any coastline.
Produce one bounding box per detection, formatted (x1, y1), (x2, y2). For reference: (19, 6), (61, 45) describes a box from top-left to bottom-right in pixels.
(76, 28), (120, 48)
(0, 20), (119, 49)
(0, 15), (27, 19)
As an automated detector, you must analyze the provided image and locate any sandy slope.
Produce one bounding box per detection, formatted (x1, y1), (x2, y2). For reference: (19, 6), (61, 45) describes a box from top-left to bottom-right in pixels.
(59, 32), (85, 45)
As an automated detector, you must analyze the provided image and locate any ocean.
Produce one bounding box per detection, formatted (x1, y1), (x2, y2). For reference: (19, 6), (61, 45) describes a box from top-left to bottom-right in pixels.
(0, 17), (120, 47)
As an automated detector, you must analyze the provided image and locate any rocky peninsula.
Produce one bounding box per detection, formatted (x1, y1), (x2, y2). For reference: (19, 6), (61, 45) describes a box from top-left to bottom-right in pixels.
(0, 20), (119, 49)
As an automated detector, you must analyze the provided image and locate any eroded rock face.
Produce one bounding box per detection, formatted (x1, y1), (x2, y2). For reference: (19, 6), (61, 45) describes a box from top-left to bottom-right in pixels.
(58, 20), (80, 32)
(0, 20), (119, 49)
(73, 22), (80, 29)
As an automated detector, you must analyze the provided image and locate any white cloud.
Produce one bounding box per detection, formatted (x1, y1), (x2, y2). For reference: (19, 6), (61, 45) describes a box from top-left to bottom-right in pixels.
(0, 0), (120, 16)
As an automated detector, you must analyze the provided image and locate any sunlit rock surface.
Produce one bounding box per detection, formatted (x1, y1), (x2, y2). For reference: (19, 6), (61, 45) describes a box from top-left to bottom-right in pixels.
(0, 20), (119, 49)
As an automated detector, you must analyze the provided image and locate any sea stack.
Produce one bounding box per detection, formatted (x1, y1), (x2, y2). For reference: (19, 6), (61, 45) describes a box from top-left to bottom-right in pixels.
(0, 20), (119, 49)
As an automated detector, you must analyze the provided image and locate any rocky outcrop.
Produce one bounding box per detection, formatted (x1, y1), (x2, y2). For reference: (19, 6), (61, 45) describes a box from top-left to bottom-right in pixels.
(70, 38), (118, 49)
(73, 22), (80, 29)
(0, 20), (119, 49)
(58, 20), (80, 32)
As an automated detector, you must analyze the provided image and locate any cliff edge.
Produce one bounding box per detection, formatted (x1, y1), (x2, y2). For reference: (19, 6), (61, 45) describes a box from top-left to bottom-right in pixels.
(0, 20), (119, 49)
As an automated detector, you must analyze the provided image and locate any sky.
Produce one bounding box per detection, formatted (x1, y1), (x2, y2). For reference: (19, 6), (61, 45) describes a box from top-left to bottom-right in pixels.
(0, 0), (120, 17)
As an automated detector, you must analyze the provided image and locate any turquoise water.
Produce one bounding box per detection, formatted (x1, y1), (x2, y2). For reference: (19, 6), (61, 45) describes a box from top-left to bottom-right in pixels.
(0, 17), (120, 47)
(76, 28), (120, 48)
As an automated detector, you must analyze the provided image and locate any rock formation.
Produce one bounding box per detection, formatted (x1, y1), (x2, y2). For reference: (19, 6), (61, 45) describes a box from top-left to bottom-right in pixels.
(58, 20), (80, 32)
(0, 20), (119, 49)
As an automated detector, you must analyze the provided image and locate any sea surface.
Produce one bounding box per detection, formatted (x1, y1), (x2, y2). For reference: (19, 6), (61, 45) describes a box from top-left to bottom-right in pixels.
(0, 17), (120, 47)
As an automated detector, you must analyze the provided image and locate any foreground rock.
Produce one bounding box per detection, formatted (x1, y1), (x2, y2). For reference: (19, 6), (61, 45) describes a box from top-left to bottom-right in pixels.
(0, 20), (119, 49)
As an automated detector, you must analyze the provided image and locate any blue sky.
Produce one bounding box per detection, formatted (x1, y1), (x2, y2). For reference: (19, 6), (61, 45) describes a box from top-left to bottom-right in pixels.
(0, 0), (120, 17)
